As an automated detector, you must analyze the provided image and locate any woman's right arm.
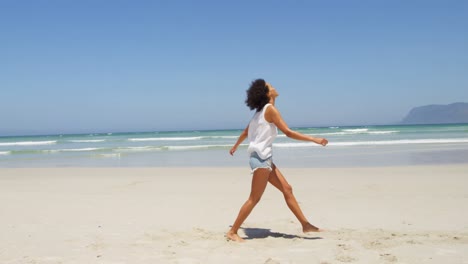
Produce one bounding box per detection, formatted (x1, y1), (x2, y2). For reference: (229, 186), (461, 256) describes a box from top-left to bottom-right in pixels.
(229, 126), (249, 155)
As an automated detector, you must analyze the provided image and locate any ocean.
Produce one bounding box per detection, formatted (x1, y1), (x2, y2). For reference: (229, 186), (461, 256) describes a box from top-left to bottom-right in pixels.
(1, 124), (467, 168)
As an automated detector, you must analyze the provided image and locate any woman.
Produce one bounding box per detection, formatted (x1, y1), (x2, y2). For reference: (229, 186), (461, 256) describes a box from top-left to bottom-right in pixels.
(226, 79), (328, 242)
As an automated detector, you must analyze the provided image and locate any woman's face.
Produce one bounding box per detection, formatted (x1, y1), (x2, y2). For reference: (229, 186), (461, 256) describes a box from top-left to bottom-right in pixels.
(266, 83), (279, 99)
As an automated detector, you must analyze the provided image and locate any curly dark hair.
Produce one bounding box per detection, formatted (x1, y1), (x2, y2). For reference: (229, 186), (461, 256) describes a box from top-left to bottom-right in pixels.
(245, 79), (270, 112)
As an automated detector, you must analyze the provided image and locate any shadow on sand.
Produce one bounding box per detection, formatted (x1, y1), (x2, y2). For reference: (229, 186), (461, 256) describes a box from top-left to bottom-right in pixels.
(240, 227), (323, 240)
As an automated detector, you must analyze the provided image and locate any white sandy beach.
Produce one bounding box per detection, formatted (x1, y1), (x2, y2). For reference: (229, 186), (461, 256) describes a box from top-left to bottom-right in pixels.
(1, 165), (467, 263)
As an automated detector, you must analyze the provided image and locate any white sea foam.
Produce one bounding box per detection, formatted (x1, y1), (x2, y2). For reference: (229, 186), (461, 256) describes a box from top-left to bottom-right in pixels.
(312, 130), (399, 136)
(274, 138), (468, 148)
(116, 144), (245, 152)
(43, 148), (102, 153)
(115, 146), (162, 152)
(69, 140), (106, 143)
(207, 136), (239, 139)
(62, 148), (101, 152)
(128, 137), (203, 142)
(96, 153), (121, 158)
(312, 132), (350, 136)
(166, 144), (232, 150)
(367, 131), (399, 134)
(0, 140), (57, 146)
(0, 151), (10, 155)
(342, 128), (369, 133)
(332, 138), (468, 146)
(274, 143), (317, 148)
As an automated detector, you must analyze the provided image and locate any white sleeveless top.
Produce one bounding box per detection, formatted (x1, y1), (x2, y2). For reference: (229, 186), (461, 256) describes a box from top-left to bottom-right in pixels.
(247, 103), (278, 159)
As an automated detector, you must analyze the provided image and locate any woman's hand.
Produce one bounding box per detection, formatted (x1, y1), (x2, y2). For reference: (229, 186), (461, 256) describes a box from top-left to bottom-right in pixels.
(318, 138), (328, 146)
(229, 146), (238, 156)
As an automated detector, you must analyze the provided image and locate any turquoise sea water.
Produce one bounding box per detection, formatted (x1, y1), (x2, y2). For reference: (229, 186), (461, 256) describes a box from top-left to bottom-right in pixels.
(1, 124), (467, 167)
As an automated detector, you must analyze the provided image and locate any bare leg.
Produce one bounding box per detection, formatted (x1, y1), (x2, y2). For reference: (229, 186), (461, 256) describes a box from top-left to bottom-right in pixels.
(226, 168), (271, 242)
(268, 164), (320, 232)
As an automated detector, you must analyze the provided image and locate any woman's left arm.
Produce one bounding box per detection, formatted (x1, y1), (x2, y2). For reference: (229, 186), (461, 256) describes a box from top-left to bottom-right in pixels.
(266, 106), (328, 146)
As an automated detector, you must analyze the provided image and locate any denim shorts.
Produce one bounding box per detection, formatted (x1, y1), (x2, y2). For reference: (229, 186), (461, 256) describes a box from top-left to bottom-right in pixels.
(249, 152), (273, 172)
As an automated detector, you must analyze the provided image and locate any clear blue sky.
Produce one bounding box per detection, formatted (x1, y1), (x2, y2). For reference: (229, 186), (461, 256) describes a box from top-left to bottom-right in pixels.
(1, 1), (467, 136)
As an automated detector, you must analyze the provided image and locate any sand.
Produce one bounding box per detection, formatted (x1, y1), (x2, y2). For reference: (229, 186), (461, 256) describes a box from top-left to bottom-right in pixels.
(1, 165), (467, 263)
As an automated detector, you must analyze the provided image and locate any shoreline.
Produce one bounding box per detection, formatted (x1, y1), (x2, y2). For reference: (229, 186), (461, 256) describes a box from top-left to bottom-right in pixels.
(1, 165), (467, 263)
(2, 143), (468, 168)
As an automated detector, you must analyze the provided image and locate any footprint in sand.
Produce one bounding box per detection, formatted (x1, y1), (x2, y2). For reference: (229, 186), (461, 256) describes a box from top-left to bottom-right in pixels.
(406, 239), (423, 245)
(337, 243), (352, 250)
(193, 227), (216, 240)
(264, 257), (281, 264)
(335, 243), (356, 262)
(177, 240), (189, 246)
(380, 253), (398, 262)
(336, 254), (357, 263)
(86, 241), (105, 251)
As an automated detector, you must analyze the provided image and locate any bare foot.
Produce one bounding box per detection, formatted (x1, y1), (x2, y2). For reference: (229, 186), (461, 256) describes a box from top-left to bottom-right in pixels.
(303, 222), (321, 233)
(226, 231), (245, 242)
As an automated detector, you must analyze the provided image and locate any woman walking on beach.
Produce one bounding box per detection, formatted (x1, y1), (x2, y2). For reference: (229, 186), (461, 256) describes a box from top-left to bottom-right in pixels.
(227, 79), (328, 242)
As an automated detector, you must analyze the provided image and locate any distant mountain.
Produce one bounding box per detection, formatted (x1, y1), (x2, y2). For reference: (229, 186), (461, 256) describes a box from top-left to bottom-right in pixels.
(401, 102), (468, 124)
